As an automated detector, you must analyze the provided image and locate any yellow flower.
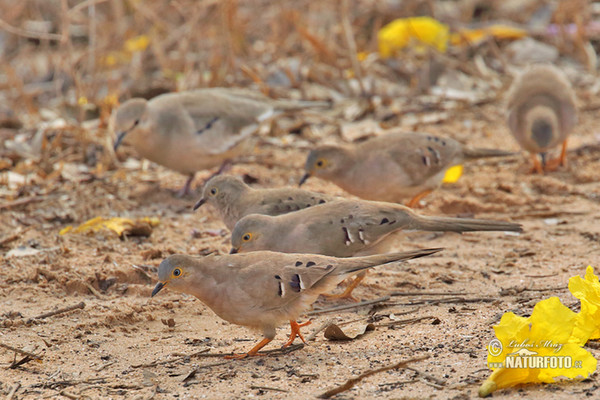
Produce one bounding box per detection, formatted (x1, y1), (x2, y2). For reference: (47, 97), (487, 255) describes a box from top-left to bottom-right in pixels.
(569, 266), (600, 342)
(442, 164), (463, 184)
(378, 17), (448, 58)
(480, 297), (597, 397)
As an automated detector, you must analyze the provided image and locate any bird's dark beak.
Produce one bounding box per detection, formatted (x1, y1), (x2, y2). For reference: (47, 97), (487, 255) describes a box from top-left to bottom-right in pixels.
(193, 198), (206, 211)
(229, 247), (238, 254)
(114, 131), (128, 152)
(298, 173), (310, 187)
(151, 282), (165, 297)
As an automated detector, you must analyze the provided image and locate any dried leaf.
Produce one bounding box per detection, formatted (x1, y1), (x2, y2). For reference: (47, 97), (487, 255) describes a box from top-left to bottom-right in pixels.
(324, 322), (375, 341)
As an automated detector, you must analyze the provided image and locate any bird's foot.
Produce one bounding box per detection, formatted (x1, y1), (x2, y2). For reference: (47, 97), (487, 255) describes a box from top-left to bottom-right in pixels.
(282, 320), (312, 348)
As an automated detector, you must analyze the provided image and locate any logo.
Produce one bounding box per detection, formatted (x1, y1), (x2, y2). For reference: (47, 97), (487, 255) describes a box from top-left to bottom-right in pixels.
(487, 339), (583, 369)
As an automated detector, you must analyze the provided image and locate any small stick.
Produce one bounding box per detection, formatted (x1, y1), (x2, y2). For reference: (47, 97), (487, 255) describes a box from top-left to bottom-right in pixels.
(378, 315), (438, 327)
(0, 196), (45, 211)
(318, 355), (430, 398)
(58, 390), (80, 400)
(305, 319), (334, 342)
(307, 296), (390, 316)
(28, 302), (85, 322)
(390, 291), (468, 297)
(249, 385), (289, 393)
(6, 383), (20, 400)
(0, 343), (42, 360)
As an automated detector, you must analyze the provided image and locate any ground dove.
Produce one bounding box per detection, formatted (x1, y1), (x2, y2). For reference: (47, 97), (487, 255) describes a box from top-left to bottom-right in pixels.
(193, 175), (336, 230)
(299, 130), (515, 206)
(505, 64), (577, 173)
(230, 199), (522, 299)
(151, 248), (441, 358)
(112, 88), (326, 195)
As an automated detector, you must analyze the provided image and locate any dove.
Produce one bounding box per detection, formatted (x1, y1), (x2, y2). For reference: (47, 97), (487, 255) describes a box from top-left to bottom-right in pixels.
(506, 64), (577, 173)
(299, 130), (515, 207)
(151, 248), (441, 358)
(193, 175), (337, 230)
(112, 88), (327, 195)
(230, 199), (522, 299)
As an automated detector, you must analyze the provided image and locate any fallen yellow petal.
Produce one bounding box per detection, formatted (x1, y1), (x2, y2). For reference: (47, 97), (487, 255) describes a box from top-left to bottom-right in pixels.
(125, 35), (150, 53)
(570, 266), (600, 342)
(442, 164), (463, 183)
(62, 216), (159, 238)
(378, 17), (449, 58)
(451, 24), (528, 46)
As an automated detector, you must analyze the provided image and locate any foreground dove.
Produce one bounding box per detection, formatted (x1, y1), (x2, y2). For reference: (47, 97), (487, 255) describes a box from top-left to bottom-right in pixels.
(299, 130), (515, 206)
(193, 175), (337, 230)
(112, 88), (326, 195)
(151, 248), (441, 358)
(230, 199), (522, 299)
(506, 64), (577, 173)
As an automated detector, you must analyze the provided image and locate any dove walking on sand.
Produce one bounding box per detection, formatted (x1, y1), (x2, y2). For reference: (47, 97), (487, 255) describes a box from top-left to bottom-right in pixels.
(193, 175), (337, 230)
(230, 199), (522, 299)
(505, 64), (577, 173)
(299, 130), (515, 207)
(151, 248), (441, 358)
(112, 88), (327, 195)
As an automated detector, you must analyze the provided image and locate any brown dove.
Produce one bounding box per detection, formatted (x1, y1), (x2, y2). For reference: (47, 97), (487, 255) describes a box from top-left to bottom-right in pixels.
(151, 248), (441, 358)
(299, 130), (515, 207)
(230, 199), (522, 299)
(193, 175), (337, 230)
(506, 64), (577, 173)
(112, 88), (326, 195)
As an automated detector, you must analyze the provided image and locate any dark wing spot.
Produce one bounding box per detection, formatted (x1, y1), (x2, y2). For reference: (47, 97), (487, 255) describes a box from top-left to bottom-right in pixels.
(326, 265), (333, 270)
(274, 275), (281, 280)
(380, 218), (389, 225)
(288, 197), (293, 200)
(285, 205), (292, 211)
(319, 199), (326, 204)
(290, 274), (302, 292)
(306, 204), (311, 207)
(311, 197), (315, 200)
(441, 140), (446, 146)
(421, 155), (429, 166)
(306, 261), (316, 268)
(295, 261), (303, 267)
(196, 117), (219, 134)
(340, 218), (345, 223)
(348, 214), (354, 219)
(388, 220), (396, 225)
(278, 282), (284, 297)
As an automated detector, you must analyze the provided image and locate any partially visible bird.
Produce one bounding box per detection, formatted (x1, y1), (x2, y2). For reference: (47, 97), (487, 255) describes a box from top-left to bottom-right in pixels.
(151, 248), (441, 358)
(230, 199), (522, 299)
(506, 64), (577, 173)
(112, 88), (327, 195)
(299, 130), (515, 207)
(193, 175), (336, 230)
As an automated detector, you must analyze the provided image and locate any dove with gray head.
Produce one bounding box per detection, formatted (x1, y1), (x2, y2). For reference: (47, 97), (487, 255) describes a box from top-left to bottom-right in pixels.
(300, 130), (515, 207)
(112, 88), (327, 195)
(193, 175), (337, 230)
(506, 64), (577, 173)
(151, 248), (441, 358)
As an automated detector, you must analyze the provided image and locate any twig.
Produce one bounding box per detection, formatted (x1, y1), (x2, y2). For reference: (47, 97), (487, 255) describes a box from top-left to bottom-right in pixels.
(390, 291), (469, 297)
(378, 315), (439, 327)
(249, 385), (289, 393)
(0, 18), (62, 41)
(58, 390), (80, 400)
(307, 296), (390, 316)
(132, 349), (211, 368)
(0, 342), (42, 360)
(28, 302), (85, 322)
(305, 319), (334, 342)
(0, 196), (45, 211)
(318, 355), (430, 398)
(6, 383), (20, 400)
(340, 0), (366, 95)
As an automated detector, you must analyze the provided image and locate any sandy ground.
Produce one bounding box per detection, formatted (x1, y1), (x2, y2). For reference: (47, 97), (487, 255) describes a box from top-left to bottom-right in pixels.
(1, 102), (600, 400)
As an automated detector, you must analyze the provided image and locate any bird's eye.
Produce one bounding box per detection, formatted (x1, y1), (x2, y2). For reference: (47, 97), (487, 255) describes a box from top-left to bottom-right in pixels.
(210, 188), (218, 196)
(242, 233), (252, 241)
(315, 159), (327, 168)
(172, 268), (182, 277)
